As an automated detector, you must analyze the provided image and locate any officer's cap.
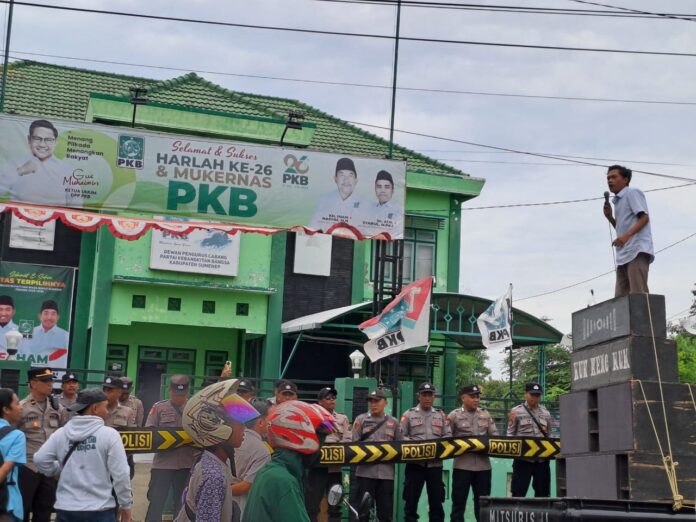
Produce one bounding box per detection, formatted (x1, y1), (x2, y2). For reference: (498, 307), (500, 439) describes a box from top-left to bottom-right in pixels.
(525, 382), (543, 394)
(0, 295), (14, 307)
(69, 388), (107, 413)
(170, 375), (190, 395)
(28, 367), (55, 381)
(318, 386), (338, 400)
(367, 388), (387, 401)
(103, 376), (126, 389)
(61, 371), (79, 383)
(275, 379), (298, 395)
(418, 382), (436, 394)
(121, 377), (133, 391)
(237, 379), (255, 393)
(459, 384), (481, 396)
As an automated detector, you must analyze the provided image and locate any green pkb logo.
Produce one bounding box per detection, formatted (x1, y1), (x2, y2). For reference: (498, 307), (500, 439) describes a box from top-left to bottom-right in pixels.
(118, 135), (144, 169)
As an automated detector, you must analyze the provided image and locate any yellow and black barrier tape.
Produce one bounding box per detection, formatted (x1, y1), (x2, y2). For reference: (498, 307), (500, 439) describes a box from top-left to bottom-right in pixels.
(120, 429), (560, 462)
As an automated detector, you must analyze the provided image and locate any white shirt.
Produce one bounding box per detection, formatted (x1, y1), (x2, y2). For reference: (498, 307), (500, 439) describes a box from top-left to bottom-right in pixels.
(358, 200), (404, 238)
(309, 190), (365, 231)
(613, 186), (654, 266)
(22, 325), (69, 356)
(1, 155), (82, 207)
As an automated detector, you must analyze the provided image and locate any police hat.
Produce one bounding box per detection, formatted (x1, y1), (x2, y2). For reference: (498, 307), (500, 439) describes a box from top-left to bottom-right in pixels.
(418, 382), (436, 394)
(28, 367), (55, 381)
(459, 384), (481, 396)
(367, 388), (387, 401)
(318, 387), (337, 400)
(237, 379), (255, 393)
(69, 388), (108, 413)
(61, 372), (79, 383)
(275, 380), (298, 395)
(170, 375), (190, 396)
(525, 382), (543, 394)
(103, 376), (126, 389)
(121, 377), (133, 391)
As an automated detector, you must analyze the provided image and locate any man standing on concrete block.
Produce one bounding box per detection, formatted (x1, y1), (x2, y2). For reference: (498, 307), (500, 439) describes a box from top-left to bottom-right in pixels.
(603, 164), (654, 297)
(507, 383), (552, 498)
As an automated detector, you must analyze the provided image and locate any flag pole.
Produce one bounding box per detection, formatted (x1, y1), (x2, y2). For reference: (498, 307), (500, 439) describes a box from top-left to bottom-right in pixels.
(508, 283), (514, 396)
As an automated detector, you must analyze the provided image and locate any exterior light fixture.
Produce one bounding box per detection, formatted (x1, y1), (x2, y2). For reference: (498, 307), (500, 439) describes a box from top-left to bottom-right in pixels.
(280, 110), (304, 146)
(349, 350), (366, 379)
(4, 329), (22, 359)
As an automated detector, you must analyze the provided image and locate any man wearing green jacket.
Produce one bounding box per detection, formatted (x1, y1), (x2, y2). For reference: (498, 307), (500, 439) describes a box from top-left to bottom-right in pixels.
(243, 401), (337, 522)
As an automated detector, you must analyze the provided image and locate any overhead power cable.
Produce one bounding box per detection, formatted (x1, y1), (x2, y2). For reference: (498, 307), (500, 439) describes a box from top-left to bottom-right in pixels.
(4, 1), (696, 58)
(7, 50), (696, 107)
(568, 0), (696, 23)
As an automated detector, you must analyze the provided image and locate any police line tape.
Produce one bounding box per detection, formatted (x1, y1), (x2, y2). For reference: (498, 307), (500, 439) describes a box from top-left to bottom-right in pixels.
(119, 428), (560, 462)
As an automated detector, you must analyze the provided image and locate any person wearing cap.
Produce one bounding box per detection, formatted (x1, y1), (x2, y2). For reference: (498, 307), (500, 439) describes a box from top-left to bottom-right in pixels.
(507, 383), (553, 498)
(231, 398), (272, 517)
(21, 300), (69, 367)
(17, 367), (67, 522)
(145, 375), (200, 522)
(358, 170), (403, 237)
(309, 157), (365, 231)
(400, 382), (451, 522)
(447, 384), (498, 522)
(351, 388), (401, 522)
(270, 379), (298, 405)
(304, 386), (352, 522)
(236, 379), (256, 402)
(33, 388), (133, 522)
(0, 294), (21, 355)
(118, 377), (144, 427)
(58, 372), (80, 414)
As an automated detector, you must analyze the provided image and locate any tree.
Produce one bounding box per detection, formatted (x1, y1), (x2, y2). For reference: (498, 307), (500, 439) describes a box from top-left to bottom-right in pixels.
(455, 350), (490, 389)
(502, 344), (571, 402)
(675, 333), (696, 384)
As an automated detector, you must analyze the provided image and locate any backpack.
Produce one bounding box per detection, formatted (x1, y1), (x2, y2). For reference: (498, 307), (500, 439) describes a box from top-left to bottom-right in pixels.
(0, 425), (16, 515)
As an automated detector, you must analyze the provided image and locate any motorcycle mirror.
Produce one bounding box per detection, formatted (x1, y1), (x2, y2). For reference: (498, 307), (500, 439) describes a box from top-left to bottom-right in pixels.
(327, 484), (344, 507)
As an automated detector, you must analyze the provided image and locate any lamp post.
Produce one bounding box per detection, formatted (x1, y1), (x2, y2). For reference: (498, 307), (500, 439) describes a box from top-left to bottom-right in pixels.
(4, 329), (22, 360)
(349, 350), (366, 379)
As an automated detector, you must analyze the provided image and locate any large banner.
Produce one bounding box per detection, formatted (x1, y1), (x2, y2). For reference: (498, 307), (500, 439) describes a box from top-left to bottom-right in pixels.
(0, 114), (406, 238)
(0, 261), (75, 368)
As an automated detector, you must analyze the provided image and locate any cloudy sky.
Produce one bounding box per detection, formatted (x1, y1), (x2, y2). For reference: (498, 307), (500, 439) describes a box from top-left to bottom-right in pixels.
(5, 0), (695, 373)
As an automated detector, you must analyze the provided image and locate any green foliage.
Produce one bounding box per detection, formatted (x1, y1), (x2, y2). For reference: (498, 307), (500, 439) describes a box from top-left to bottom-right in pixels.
(501, 344), (571, 402)
(675, 333), (696, 384)
(455, 350), (490, 389)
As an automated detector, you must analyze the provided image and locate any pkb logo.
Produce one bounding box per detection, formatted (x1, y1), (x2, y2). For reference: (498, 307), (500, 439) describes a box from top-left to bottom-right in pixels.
(117, 135), (144, 169)
(283, 154), (309, 185)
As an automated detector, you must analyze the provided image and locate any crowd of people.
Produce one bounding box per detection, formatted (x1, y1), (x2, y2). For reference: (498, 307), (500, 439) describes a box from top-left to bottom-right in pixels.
(0, 366), (552, 522)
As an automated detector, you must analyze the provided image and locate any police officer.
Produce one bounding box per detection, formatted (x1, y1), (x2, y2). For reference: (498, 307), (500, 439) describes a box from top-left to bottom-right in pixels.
(237, 379), (256, 401)
(352, 388), (401, 522)
(119, 377), (144, 426)
(145, 375), (200, 522)
(58, 371), (79, 409)
(400, 382), (450, 522)
(447, 384), (498, 522)
(18, 367), (67, 522)
(103, 376), (136, 480)
(269, 379), (298, 405)
(507, 382), (552, 497)
(305, 386), (352, 522)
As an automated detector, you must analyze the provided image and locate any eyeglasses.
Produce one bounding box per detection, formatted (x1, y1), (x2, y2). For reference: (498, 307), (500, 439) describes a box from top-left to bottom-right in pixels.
(30, 136), (56, 144)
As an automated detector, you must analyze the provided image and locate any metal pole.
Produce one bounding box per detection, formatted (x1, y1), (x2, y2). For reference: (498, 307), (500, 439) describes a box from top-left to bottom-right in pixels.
(0, 0), (15, 113)
(508, 346), (513, 396)
(387, 0), (402, 159)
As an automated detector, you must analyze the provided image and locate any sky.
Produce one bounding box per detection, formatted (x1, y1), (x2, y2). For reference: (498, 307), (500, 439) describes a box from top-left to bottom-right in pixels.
(3, 0), (695, 375)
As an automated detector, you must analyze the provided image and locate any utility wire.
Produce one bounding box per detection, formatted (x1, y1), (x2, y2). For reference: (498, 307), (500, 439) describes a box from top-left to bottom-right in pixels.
(568, 0), (696, 23)
(517, 231), (696, 301)
(7, 49), (696, 107)
(3, 1), (696, 58)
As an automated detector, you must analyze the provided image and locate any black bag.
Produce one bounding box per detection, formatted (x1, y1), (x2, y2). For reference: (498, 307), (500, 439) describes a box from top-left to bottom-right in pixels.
(0, 425), (17, 515)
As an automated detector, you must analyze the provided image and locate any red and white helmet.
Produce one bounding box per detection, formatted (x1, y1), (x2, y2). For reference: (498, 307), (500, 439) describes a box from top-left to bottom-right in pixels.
(267, 400), (337, 454)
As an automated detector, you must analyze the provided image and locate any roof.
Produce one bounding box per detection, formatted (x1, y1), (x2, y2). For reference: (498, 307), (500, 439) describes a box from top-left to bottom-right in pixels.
(2, 60), (478, 180)
(281, 301), (371, 334)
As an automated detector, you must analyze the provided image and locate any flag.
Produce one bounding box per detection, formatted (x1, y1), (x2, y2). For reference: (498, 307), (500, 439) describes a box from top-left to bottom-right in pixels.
(359, 277), (433, 362)
(477, 284), (513, 350)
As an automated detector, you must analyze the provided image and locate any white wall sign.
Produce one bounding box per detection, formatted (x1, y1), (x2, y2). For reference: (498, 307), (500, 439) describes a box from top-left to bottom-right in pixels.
(293, 233), (332, 276)
(9, 214), (55, 251)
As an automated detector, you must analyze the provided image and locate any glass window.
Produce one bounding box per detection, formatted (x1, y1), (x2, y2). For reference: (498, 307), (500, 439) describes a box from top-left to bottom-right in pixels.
(371, 226), (436, 284)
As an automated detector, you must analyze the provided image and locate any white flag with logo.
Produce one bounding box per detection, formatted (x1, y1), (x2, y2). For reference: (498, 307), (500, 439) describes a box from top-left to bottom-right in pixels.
(477, 285), (513, 350)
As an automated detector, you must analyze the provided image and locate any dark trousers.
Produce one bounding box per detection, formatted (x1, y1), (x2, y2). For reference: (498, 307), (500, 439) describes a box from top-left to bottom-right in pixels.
(145, 468), (190, 522)
(403, 464), (445, 522)
(56, 509), (116, 522)
(19, 466), (56, 522)
(450, 469), (491, 522)
(305, 467), (342, 522)
(352, 477), (393, 522)
(510, 460), (550, 497)
(615, 252), (650, 297)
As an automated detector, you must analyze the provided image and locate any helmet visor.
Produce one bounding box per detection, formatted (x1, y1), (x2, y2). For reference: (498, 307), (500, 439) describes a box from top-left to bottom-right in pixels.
(220, 393), (261, 424)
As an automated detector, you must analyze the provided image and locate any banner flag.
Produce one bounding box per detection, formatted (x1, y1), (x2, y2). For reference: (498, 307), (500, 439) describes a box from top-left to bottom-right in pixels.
(360, 277), (432, 362)
(477, 284), (513, 350)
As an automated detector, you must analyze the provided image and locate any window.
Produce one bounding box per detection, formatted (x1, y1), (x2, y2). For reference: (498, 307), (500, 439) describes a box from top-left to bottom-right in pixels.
(132, 295), (146, 308)
(371, 226), (437, 284)
(202, 300), (216, 314)
(168, 297), (181, 311)
(236, 303), (249, 316)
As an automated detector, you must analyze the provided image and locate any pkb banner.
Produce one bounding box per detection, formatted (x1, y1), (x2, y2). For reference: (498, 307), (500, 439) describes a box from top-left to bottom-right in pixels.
(0, 115), (406, 239)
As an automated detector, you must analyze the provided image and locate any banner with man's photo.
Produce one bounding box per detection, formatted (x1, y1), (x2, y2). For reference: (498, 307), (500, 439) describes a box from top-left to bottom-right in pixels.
(0, 261), (75, 368)
(0, 114), (406, 239)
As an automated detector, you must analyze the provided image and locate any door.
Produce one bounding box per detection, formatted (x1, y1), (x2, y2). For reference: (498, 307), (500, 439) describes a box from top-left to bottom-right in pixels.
(137, 361), (167, 415)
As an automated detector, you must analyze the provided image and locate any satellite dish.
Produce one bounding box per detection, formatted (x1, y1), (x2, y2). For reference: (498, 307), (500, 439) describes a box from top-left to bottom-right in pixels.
(681, 315), (696, 336)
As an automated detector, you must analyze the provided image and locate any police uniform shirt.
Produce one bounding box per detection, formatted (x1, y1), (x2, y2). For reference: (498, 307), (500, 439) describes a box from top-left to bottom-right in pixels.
(309, 190), (365, 230)
(400, 405), (451, 468)
(146, 400), (200, 469)
(324, 411), (352, 473)
(506, 402), (552, 438)
(233, 428), (272, 514)
(352, 412), (401, 480)
(105, 403), (136, 429)
(0, 320), (20, 352)
(22, 325), (69, 356)
(18, 395), (66, 471)
(122, 395), (145, 427)
(447, 407), (498, 471)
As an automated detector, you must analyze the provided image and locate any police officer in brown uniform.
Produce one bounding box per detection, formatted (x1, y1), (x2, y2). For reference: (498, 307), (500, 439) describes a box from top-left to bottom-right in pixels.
(236, 379), (256, 402)
(447, 384), (498, 522)
(145, 375), (200, 522)
(305, 386), (352, 522)
(18, 367), (67, 522)
(400, 382), (451, 522)
(352, 388), (401, 522)
(507, 382), (552, 497)
(119, 377), (145, 426)
(102, 376), (136, 480)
